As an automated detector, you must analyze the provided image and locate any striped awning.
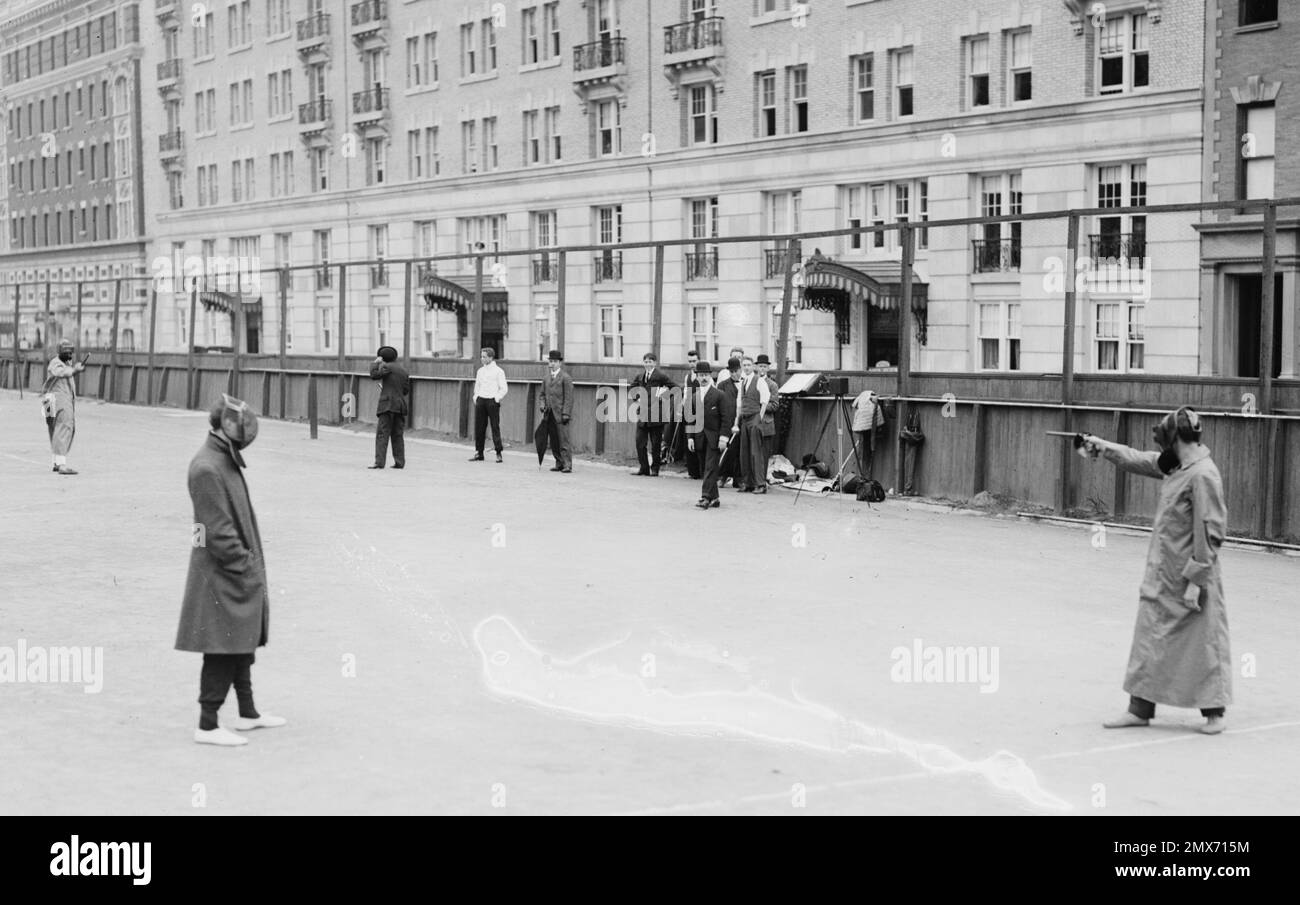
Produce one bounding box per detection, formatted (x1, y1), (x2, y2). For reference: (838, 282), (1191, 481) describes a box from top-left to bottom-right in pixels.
(199, 291), (262, 315)
(420, 272), (508, 314)
(800, 253), (927, 314)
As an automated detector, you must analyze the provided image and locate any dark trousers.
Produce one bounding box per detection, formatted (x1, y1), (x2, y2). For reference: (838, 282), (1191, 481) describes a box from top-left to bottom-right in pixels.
(198, 652), (258, 730)
(1128, 695), (1225, 720)
(543, 412), (571, 468)
(474, 397), (502, 454)
(683, 428), (705, 479)
(701, 438), (722, 501)
(855, 429), (875, 479)
(720, 428), (740, 483)
(636, 423), (665, 472)
(739, 416), (765, 488)
(902, 441), (920, 494)
(375, 412), (406, 466)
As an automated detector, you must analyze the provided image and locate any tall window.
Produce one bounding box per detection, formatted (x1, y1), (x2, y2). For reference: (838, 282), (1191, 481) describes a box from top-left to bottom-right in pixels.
(321, 308), (333, 350)
(688, 84), (717, 145)
(1239, 0), (1278, 27)
(1008, 29), (1032, 102)
(1240, 104), (1276, 200)
(596, 99), (621, 156)
(532, 210), (557, 282)
(461, 22), (477, 76)
(751, 71), (774, 137)
(976, 174), (1022, 272)
(267, 0), (290, 35)
(790, 66), (808, 132)
(314, 229), (331, 288)
(1095, 301), (1144, 372)
(310, 147), (328, 192)
(840, 181), (925, 255)
(365, 138), (387, 185)
(369, 224), (389, 287)
(545, 106), (562, 162)
(270, 150), (293, 197)
(691, 305), (720, 360)
(893, 48), (914, 117)
(426, 127), (440, 175)
(229, 79), (253, 126)
(599, 304), (624, 361)
(523, 110), (541, 164)
(544, 3), (561, 59)
(968, 36), (990, 108)
(227, 1), (252, 48)
(1098, 12), (1149, 95)
(854, 55), (875, 122)
(462, 121), (478, 173)
(482, 117), (498, 171)
(268, 69), (293, 118)
(460, 214), (506, 259)
(688, 196), (719, 279)
(194, 12), (214, 56)
(415, 219), (436, 258)
(167, 171), (184, 209)
(407, 32), (438, 87)
(1094, 162), (1146, 263)
(195, 88), (216, 133)
(979, 302), (1021, 371)
(230, 157), (254, 202)
(595, 204), (623, 281)
(523, 7), (540, 64)
(483, 18), (498, 72)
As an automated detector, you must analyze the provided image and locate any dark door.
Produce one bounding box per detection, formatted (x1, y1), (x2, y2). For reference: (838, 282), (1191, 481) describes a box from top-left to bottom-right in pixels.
(1235, 273), (1283, 379)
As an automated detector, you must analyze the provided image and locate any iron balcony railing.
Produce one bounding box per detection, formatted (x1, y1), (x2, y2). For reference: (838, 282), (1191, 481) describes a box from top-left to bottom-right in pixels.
(972, 238), (1022, 273)
(1089, 233), (1147, 263)
(297, 13), (330, 42)
(532, 257), (559, 284)
(299, 98), (332, 125)
(352, 87), (389, 115)
(664, 17), (724, 54)
(574, 37), (626, 72)
(764, 243), (801, 279)
(416, 263), (438, 282)
(371, 263), (389, 287)
(155, 0), (177, 15)
(315, 267), (333, 289)
(351, 0), (387, 28)
(593, 252), (623, 283)
(159, 130), (183, 153)
(157, 58), (182, 81)
(685, 249), (719, 280)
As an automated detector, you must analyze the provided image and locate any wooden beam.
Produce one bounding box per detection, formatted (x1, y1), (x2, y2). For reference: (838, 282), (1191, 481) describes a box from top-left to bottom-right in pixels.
(107, 278), (123, 402)
(776, 237), (797, 385)
(279, 266), (288, 419)
(145, 288), (157, 405)
(651, 245), (664, 361)
(556, 250), (567, 354)
(971, 403), (988, 497)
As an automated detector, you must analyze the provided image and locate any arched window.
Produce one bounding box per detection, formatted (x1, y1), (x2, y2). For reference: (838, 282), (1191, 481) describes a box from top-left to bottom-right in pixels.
(121, 328), (134, 351)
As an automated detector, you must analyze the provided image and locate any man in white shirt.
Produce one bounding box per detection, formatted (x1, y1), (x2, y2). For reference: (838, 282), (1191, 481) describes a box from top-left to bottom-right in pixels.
(470, 347), (508, 463)
(735, 355), (772, 493)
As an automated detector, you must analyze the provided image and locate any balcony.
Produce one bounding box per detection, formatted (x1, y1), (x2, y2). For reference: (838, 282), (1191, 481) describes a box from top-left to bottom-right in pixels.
(573, 37), (627, 108)
(370, 263), (389, 288)
(764, 243), (801, 279)
(685, 249), (719, 281)
(159, 129), (183, 155)
(663, 18), (725, 98)
(155, 0), (180, 29)
(351, 87), (389, 138)
(315, 267), (334, 290)
(972, 239), (1021, 274)
(350, 0), (388, 49)
(296, 13), (331, 61)
(532, 257), (559, 285)
(156, 59), (182, 98)
(1089, 233), (1147, 266)
(298, 98), (333, 147)
(593, 252), (623, 284)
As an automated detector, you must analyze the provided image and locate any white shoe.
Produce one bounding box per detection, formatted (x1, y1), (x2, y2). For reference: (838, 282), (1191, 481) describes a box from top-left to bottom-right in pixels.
(194, 727), (248, 746)
(1102, 712), (1150, 729)
(231, 713), (288, 731)
(1200, 716), (1226, 735)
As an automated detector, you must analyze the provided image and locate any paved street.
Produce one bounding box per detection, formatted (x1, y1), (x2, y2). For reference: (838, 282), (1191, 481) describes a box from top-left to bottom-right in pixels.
(1, 390), (1297, 815)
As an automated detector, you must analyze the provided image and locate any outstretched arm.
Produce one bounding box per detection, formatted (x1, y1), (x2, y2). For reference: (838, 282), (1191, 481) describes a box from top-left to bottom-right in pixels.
(1086, 436), (1164, 480)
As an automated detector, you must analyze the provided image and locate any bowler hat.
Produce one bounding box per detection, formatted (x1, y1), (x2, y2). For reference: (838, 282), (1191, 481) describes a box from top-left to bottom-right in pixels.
(726, 357), (741, 371)
(377, 346), (398, 362)
(548, 350), (563, 361)
(694, 361), (712, 375)
(755, 354), (771, 365)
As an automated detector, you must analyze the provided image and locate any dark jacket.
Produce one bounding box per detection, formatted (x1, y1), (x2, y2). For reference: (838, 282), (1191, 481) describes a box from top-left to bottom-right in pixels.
(176, 433), (269, 654)
(540, 367), (574, 419)
(698, 385), (736, 448)
(629, 366), (679, 425)
(370, 360), (411, 416)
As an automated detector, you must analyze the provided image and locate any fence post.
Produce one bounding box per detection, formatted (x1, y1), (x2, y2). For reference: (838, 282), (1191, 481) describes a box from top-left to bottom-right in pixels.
(187, 278), (198, 409)
(776, 237), (798, 386)
(651, 245), (664, 362)
(472, 254), (484, 356)
(556, 250), (567, 354)
(11, 284), (20, 398)
(74, 280), (84, 354)
(895, 224), (914, 497)
(108, 278), (123, 402)
(43, 280), (52, 348)
(1259, 201), (1278, 538)
(1058, 214), (1081, 514)
(279, 266), (288, 419)
(231, 268), (243, 400)
(1111, 410), (1127, 518)
(308, 372), (318, 439)
(146, 288), (157, 405)
(971, 403), (988, 497)
(337, 263), (347, 422)
(402, 259), (413, 368)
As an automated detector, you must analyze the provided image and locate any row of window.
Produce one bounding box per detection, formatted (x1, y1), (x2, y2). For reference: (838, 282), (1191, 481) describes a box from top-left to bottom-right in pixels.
(8, 201), (131, 249)
(1, 12), (129, 86)
(8, 138), (122, 195)
(6, 78), (119, 140)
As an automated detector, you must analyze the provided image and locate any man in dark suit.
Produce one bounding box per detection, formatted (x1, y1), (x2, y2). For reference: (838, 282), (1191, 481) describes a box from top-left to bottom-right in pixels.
(685, 362), (736, 509)
(629, 352), (678, 477)
(715, 356), (742, 487)
(669, 349), (705, 478)
(539, 349), (574, 472)
(369, 346), (411, 469)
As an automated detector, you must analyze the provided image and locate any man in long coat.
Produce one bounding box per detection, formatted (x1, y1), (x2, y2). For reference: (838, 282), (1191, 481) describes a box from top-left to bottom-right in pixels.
(42, 340), (85, 475)
(176, 394), (286, 746)
(368, 345), (410, 469)
(539, 349), (574, 472)
(1082, 406), (1232, 735)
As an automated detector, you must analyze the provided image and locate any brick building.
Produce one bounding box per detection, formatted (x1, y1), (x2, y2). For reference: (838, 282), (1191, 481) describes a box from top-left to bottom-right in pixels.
(0, 0), (149, 354)
(132, 0), (1206, 374)
(1198, 0), (1297, 379)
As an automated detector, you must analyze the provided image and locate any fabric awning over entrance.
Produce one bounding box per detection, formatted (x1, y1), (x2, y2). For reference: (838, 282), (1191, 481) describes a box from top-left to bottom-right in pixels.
(799, 250), (928, 345)
(420, 272), (509, 315)
(199, 291), (263, 315)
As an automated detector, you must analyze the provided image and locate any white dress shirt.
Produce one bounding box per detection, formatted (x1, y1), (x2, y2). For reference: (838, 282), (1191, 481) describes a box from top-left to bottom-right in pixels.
(474, 361), (508, 402)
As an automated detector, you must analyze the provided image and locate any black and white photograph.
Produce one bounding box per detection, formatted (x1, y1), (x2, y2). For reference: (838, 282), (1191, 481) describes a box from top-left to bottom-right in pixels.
(0, 0), (1295, 872)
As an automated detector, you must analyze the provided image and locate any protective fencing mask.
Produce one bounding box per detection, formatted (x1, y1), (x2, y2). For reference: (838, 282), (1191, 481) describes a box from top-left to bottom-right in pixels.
(209, 393), (259, 467)
(58, 341), (74, 363)
(1153, 407), (1201, 475)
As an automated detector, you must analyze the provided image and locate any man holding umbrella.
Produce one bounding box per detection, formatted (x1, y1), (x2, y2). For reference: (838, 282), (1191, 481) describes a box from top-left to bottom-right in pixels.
(537, 350), (574, 473)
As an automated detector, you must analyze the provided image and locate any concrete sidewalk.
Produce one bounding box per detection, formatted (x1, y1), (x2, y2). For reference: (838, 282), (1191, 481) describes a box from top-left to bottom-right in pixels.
(1, 391), (1297, 815)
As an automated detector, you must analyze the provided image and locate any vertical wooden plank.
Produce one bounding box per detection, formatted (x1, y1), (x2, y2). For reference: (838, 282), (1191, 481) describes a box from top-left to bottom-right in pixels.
(232, 267), (243, 400)
(472, 255), (484, 356)
(43, 280), (52, 348)
(402, 259), (413, 368)
(556, 250), (567, 354)
(895, 224), (914, 497)
(651, 245), (664, 361)
(337, 263), (347, 420)
(187, 278), (198, 409)
(279, 266), (288, 419)
(525, 382), (538, 444)
(146, 288), (157, 405)
(11, 284), (20, 398)
(1111, 409), (1126, 518)
(971, 402), (987, 497)
(776, 237), (797, 385)
(108, 277), (123, 402)
(1058, 214), (1081, 515)
(74, 280), (85, 355)
(1258, 203), (1277, 538)
(308, 372), (318, 439)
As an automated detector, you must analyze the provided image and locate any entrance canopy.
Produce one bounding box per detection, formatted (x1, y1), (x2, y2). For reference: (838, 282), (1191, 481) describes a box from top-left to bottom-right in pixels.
(799, 250), (928, 345)
(421, 272), (509, 340)
(199, 290), (263, 315)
